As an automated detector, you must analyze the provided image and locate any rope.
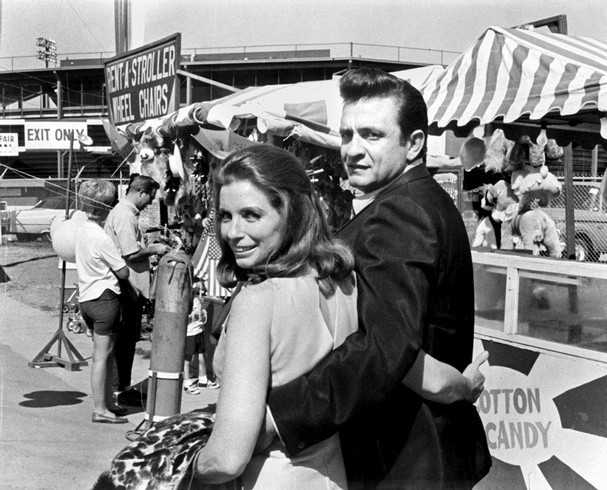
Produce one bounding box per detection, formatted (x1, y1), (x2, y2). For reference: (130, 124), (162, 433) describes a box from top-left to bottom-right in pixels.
(0, 162), (117, 210)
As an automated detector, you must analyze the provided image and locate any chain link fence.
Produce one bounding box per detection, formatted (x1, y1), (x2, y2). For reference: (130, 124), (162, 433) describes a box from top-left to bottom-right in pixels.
(545, 175), (607, 262)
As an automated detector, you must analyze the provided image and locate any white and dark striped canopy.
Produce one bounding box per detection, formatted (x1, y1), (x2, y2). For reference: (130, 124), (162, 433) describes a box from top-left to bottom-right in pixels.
(420, 26), (607, 145)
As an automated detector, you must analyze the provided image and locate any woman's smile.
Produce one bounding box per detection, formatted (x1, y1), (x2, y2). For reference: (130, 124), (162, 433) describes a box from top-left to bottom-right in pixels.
(218, 180), (283, 270)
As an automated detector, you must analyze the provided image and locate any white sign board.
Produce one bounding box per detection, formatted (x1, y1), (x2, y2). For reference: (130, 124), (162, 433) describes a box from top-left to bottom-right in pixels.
(473, 338), (607, 488)
(24, 122), (88, 150)
(0, 133), (19, 156)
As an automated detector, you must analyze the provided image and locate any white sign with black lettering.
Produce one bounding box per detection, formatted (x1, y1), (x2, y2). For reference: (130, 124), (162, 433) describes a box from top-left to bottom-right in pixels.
(0, 133), (19, 156)
(24, 122), (88, 150)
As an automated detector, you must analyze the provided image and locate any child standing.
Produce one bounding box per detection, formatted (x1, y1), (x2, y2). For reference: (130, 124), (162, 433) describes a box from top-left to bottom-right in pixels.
(183, 285), (219, 394)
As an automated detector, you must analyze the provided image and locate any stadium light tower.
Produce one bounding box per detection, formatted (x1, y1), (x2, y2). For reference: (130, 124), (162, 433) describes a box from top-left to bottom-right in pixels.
(36, 37), (57, 68)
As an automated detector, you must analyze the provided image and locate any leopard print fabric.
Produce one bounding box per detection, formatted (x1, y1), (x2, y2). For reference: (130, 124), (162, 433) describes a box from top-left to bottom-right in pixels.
(105, 409), (214, 490)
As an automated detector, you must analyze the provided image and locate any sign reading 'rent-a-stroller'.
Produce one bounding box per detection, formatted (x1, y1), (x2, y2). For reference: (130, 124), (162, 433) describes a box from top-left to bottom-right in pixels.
(104, 33), (181, 126)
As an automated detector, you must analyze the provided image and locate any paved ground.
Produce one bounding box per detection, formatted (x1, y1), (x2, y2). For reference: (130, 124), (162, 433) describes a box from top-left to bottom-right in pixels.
(0, 293), (219, 490)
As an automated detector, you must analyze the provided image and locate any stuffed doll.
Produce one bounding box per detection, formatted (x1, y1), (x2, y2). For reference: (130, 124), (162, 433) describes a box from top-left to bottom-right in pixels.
(504, 130), (563, 211)
(511, 208), (563, 258)
(479, 179), (563, 257)
(471, 128), (564, 256)
(471, 216), (498, 249)
(480, 179), (519, 250)
(132, 128), (206, 250)
(510, 163), (562, 211)
(134, 127), (170, 196)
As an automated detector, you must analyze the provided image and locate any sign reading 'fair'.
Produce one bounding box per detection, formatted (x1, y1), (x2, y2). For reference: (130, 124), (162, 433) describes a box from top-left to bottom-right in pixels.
(104, 34), (181, 126)
(0, 133), (18, 156)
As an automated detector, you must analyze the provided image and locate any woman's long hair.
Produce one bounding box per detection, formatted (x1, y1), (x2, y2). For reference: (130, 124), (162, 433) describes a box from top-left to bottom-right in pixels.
(213, 144), (354, 287)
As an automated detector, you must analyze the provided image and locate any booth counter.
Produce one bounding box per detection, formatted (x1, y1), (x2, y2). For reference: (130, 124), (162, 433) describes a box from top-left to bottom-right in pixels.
(472, 249), (607, 489)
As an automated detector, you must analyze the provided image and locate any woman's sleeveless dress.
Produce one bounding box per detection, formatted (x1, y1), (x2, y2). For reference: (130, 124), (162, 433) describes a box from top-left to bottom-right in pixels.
(213, 272), (358, 490)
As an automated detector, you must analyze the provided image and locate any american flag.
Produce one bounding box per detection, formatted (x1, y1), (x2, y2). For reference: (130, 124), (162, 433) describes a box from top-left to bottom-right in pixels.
(192, 232), (231, 298)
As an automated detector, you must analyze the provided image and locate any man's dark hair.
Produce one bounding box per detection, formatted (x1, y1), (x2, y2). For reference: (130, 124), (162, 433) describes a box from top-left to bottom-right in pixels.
(339, 67), (428, 158)
(127, 174), (160, 195)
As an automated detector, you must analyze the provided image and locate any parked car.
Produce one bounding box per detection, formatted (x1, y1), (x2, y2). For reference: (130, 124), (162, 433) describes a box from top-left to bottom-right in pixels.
(9, 196), (76, 242)
(545, 183), (607, 262)
(0, 201), (9, 237)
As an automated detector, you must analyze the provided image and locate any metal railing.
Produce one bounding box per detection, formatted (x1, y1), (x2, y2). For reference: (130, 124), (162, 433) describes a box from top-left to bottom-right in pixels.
(0, 42), (460, 72)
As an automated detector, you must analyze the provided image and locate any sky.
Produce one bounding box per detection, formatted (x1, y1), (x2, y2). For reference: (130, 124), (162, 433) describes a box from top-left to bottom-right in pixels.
(1, 0), (606, 70)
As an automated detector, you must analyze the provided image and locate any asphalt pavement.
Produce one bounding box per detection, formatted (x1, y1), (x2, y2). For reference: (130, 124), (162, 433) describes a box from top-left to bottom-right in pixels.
(0, 293), (218, 490)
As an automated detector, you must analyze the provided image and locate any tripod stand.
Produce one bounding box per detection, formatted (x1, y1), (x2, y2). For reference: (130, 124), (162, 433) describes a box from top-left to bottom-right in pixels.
(28, 259), (88, 370)
(29, 134), (91, 370)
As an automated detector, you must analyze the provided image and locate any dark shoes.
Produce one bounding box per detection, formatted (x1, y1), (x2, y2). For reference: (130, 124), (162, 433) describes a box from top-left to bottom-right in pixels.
(108, 405), (128, 417)
(116, 388), (146, 407)
(92, 412), (128, 424)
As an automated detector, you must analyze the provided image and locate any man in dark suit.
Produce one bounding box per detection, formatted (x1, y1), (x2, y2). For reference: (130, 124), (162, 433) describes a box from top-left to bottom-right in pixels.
(267, 68), (491, 488)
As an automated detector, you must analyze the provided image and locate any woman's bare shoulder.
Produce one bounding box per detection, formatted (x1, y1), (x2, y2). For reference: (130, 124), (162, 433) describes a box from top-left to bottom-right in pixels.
(230, 280), (277, 316)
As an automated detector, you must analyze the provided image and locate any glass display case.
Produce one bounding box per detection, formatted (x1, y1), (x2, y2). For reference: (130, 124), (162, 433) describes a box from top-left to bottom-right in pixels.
(473, 250), (607, 359)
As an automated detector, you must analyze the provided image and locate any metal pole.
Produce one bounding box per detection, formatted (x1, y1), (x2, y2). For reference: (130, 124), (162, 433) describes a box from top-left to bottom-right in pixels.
(57, 135), (75, 335)
(66, 136), (74, 212)
(29, 134), (87, 370)
(139, 252), (192, 430)
(186, 74), (192, 106)
(563, 143), (575, 259)
(56, 78), (62, 120)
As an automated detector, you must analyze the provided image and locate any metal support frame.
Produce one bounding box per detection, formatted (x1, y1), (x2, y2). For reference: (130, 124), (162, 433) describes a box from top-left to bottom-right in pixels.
(176, 69), (241, 93)
(29, 136), (88, 370)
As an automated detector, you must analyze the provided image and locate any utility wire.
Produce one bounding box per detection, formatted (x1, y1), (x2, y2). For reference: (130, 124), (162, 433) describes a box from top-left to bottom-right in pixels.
(64, 0), (110, 54)
(0, 160), (123, 210)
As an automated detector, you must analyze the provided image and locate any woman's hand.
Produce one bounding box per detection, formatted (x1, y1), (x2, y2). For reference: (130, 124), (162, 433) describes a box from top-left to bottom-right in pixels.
(462, 351), (489, 403)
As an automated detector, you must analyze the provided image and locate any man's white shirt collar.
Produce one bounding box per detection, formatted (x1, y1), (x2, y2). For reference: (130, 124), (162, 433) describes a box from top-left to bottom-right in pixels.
(351, 160), (422, 215)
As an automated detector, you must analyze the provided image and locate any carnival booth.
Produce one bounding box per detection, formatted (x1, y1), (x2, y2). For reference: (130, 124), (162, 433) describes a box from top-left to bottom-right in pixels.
(420, 26), (607, 489)
(107, 43), (607, 487)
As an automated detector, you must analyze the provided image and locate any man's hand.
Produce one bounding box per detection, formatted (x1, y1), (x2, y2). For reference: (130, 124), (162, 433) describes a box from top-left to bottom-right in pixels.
(254, 410), (278, 455)
(151, 243), (170, 256)
(462, 351), (489, 403)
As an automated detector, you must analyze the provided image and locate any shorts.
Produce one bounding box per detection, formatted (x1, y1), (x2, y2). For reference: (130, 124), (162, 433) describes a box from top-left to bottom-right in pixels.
(184, 332), (205, 358)
(79, 289), (121, 336)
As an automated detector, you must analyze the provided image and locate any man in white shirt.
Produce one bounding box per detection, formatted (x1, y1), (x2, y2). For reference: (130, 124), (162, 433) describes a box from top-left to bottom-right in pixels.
(105, 174), (169, 406)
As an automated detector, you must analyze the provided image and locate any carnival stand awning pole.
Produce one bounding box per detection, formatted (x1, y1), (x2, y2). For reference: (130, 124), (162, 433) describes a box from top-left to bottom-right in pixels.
(29, 134), (91, 370)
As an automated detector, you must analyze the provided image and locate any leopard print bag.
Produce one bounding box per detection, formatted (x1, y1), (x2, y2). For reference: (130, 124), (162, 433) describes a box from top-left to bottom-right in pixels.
(93, 409), (214, 490)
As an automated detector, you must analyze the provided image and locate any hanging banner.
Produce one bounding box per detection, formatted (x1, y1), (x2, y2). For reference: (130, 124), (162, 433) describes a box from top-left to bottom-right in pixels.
(104, 33), (181, 126)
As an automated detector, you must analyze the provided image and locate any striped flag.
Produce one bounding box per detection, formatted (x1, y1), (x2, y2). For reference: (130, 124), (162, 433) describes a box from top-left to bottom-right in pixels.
(192, 231), (231, 298)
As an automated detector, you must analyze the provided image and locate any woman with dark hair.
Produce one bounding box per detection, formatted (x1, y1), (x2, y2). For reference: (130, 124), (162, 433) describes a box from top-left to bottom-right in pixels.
(191, 144), (356, 489)
(191, 144), (486, 489)
(214, 144), (354, 287)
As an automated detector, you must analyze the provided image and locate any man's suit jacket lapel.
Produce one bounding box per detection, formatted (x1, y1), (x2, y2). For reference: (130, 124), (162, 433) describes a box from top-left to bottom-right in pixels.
(338, 164), (430, 238)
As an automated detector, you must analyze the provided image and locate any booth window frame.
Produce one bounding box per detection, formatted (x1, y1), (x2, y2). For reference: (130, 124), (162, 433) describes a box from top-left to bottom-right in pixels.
(472, 250), (607, 365)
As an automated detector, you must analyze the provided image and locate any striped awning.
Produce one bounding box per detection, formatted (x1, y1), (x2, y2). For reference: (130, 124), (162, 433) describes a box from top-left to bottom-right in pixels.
(420, 26), (607, 143)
